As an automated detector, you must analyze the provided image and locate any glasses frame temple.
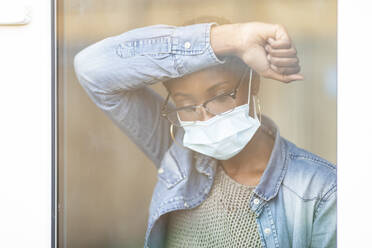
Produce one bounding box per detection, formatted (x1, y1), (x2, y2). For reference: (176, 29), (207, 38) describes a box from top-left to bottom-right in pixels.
(161, 92), (171, 117)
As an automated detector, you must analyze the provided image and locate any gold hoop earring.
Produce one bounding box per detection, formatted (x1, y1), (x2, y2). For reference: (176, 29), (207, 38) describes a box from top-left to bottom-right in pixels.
(256, 96), (262, 123)
(170, 124), (184, 147)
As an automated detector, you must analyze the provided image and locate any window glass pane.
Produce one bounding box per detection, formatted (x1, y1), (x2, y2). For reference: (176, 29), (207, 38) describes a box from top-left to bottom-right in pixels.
(58, 0), (336, 247)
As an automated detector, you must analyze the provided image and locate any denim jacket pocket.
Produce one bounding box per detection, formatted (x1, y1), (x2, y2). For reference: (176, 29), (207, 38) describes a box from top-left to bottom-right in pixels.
(157, 149), (185, 189)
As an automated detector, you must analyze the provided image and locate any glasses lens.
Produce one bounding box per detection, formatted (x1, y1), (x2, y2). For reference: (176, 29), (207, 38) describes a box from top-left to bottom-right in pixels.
(164, 94), (237, 126)
(178, 108), (200, 122)
(206, 94), (236, 115)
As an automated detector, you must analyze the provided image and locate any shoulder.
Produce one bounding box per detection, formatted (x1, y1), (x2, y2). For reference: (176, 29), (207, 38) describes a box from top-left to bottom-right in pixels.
(280, 137), (337, 201)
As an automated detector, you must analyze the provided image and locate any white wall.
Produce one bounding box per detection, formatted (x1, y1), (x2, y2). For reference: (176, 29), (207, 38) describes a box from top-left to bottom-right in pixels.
(0, 0), (372, 247)
(0, 1), (51, 247)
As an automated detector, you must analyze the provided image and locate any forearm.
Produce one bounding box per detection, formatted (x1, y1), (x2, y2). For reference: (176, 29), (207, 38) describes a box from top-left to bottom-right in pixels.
(73, 23), (224, 95)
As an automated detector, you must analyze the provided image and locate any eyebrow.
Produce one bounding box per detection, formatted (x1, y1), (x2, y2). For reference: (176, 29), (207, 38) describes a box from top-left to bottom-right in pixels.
(206, 81), (231, 93)
(172, 81), (231, 99)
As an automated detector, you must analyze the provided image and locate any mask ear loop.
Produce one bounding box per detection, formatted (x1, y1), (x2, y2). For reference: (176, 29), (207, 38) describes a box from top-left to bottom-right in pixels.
(253, 95), (262, 123)
(247, 68), (261, 123)
(247, 67), (253, 107)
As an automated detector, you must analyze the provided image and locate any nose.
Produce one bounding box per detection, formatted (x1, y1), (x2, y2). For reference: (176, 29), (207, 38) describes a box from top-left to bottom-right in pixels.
(197, 106), (215, 121)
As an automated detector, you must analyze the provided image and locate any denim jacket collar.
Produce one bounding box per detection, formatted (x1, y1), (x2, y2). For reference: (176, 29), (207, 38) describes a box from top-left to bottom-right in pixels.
(252, 115), (288, 202)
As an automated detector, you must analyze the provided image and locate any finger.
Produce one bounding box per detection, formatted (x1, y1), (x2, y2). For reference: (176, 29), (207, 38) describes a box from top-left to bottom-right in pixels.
(270, 64), (301, 75)
(268, 55), (299, 67)
(268, 37), (291, 49)
(269, 24), (292, 49)
(265, 45), (297, 58)
(262, 68), (304, 83)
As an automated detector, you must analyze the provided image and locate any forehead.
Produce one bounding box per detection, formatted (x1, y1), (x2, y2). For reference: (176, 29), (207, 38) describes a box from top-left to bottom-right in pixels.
(166, 64), (242, 97)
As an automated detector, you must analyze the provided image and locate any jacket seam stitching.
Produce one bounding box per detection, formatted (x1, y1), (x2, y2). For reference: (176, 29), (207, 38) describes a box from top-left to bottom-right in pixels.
(281, 183), (320, 201)
(266, 205), (280, 248)
(289, 153), (336, 171)
(314, 184), (336, 218)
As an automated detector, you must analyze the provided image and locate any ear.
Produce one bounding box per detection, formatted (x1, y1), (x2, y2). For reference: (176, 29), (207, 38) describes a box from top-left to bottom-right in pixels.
(251, 71), (260, 96)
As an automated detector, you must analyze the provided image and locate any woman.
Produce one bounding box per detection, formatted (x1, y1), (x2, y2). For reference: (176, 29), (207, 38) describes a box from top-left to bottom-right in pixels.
(74, 20), (336, 248)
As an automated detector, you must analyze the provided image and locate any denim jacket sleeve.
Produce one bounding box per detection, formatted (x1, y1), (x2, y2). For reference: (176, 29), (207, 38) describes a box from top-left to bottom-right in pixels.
(310, 184), (337, 248)
(73, 23), (224, 169)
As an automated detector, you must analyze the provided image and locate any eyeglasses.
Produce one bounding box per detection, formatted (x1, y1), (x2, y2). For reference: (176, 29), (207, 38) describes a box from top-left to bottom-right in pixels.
(161, 68), (249, 127)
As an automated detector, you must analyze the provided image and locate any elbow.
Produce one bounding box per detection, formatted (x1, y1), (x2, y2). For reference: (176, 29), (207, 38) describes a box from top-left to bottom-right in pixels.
(73, 46), (116, 95)
(73, 50), (86, 80)
(73, 48), (96, 90)
(73, 37), (113, 81)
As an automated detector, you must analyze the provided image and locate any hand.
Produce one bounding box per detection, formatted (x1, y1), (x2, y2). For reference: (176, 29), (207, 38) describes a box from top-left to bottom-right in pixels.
(211, 22), (304, 83)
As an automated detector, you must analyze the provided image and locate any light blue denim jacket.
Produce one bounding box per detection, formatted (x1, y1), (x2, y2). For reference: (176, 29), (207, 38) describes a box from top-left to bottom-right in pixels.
(73, 22), (337, 248)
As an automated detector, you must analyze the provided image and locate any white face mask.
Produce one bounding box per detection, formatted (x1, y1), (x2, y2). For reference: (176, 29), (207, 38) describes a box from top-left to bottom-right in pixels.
(178, 68), (261, 160)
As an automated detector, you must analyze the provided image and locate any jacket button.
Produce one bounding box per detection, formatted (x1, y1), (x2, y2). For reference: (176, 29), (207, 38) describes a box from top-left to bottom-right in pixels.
(184, 202), (189, 207)
(264, 228), (271, 235)
(253, 198), (260, 205)
(184, 41), (191, 49)
(158, 168), (164, 174)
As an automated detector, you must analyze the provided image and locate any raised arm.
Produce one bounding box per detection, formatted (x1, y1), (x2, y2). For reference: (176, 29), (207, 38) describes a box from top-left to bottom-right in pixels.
(73, 23), (224, 169)
(73, 21), (303, 169)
